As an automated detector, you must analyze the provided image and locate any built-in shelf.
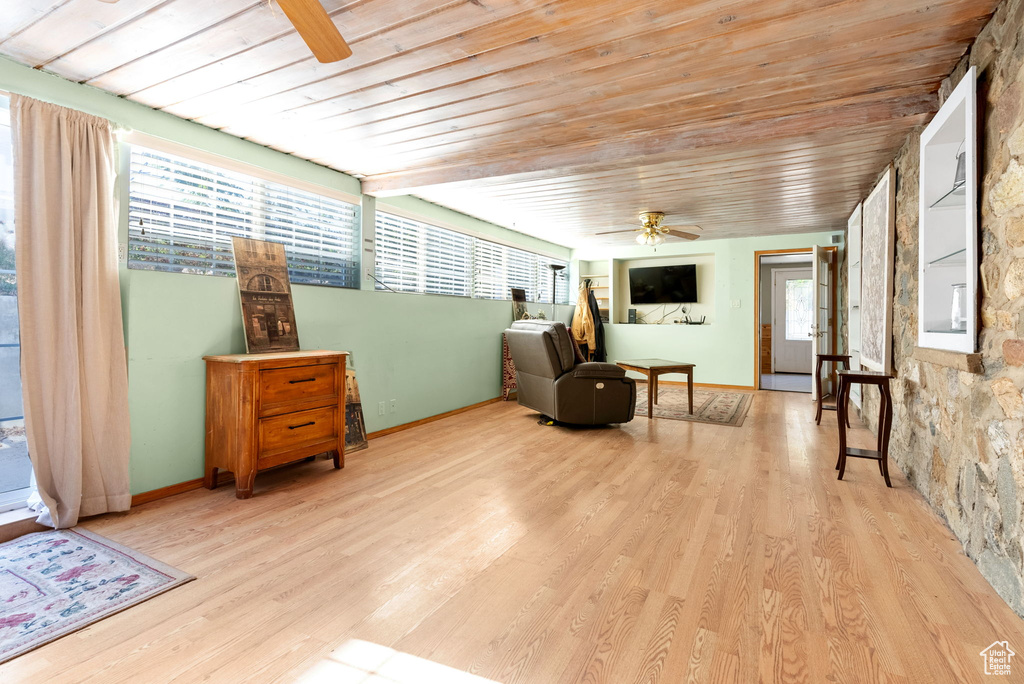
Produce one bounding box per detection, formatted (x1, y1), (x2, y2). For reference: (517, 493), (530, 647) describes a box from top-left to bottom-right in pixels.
(929, 184), (966, 210)
(926, 248), (967, 268)
(918, 67), (977, 354)
(580, 274), (608, 278)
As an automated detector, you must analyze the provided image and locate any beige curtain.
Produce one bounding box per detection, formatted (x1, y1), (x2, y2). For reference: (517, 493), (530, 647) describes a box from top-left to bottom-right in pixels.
(11, 95), (131, 528)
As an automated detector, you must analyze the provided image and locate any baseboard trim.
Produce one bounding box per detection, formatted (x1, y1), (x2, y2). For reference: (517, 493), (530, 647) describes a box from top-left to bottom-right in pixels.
(131, 478), (205, 507)
(638, 379), (756, 391)
(367, 396), (504, 440)
(130, 397), (506, 507)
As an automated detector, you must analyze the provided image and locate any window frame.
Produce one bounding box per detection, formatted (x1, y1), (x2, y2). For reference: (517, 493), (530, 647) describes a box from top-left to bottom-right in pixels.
(124, 132), (362, 288)
(374, 203), (570, 304)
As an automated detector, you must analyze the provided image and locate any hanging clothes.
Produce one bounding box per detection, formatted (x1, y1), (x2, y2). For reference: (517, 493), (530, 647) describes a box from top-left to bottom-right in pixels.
(587, 286), (607, 362)
(571, 281), (596, 350)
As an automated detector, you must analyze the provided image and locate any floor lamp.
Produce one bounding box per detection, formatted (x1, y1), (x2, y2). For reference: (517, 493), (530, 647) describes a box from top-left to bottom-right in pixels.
(549, 264), (565, 320)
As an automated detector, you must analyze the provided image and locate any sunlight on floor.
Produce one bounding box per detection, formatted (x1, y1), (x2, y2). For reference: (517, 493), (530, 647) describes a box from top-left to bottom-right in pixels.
(293, 639), (502, 684)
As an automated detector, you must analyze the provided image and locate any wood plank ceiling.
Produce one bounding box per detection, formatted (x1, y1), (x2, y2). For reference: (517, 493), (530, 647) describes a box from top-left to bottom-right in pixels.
(0, 0), (1000, 247)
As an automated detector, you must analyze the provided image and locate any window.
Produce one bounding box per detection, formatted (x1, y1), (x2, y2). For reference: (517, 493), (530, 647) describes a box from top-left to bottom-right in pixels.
(128, 145), (360, 288)
(374, 211), (472, 297)
(785, 278), (814, 340)
(0, 94), (32, 513)
(374, 211), (568, 303)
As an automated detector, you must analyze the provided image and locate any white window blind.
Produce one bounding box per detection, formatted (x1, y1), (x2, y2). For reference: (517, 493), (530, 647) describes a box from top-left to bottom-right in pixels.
(375, 211), (568, 303)
(374, 211), (472, 296)
(128, 146), (360, 288)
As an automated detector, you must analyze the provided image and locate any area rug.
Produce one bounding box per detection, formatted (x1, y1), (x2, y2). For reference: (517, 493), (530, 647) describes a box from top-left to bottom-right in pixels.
(635, 385), (753, 427)
(0, 527), (193, 664)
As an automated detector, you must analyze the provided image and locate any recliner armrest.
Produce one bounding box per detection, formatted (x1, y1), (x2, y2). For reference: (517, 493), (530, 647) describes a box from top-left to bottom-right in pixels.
(571, 362), (627, 379)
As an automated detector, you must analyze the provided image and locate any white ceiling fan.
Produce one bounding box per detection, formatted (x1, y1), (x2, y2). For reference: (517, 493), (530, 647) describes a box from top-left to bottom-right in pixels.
(96, 0), (352, 63)
(596, 212), (702, 246)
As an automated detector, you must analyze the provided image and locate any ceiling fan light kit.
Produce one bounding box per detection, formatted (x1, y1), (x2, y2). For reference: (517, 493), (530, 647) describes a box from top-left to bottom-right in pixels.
(636, 231), (665, 246)
(597, 212), (701, 247)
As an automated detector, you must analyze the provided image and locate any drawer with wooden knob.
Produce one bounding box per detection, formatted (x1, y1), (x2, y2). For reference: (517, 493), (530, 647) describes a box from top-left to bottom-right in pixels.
(203, 350), (349, 499)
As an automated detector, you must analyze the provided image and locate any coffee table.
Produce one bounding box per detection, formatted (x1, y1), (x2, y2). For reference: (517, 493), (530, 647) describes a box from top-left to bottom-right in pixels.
(616, 359), (695, 418)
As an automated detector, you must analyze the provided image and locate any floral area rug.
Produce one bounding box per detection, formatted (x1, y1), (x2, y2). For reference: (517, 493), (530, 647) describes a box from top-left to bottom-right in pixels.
(635, 385), (753, 427)
(0, 527), (193, 663)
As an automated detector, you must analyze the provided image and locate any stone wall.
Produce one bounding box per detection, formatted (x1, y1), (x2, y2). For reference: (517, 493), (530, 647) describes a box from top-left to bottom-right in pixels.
(859, 0), (1024, 615)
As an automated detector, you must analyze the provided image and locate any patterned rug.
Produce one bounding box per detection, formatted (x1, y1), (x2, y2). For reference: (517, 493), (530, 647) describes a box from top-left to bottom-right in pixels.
(635, 385), (753, 427)
(0, 528), (193, 663)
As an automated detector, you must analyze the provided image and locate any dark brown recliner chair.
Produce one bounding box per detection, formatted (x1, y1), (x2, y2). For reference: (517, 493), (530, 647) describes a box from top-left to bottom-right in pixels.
(504, 320), (635, 425)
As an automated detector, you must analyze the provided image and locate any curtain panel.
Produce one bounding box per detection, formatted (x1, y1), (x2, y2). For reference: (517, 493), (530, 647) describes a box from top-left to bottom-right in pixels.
(11, 95), (131, 528)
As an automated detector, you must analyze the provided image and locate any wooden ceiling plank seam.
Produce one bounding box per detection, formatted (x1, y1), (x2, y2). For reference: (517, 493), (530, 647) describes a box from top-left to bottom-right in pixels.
(355, 88), (936, 189)
(138, 0), (590, 114)
(2, 0), (178, 70)
(267, 0), (854, 121)
(0, 0), (75, 54)
(430, 130), (912, 191)
(318, 57), (958, 164)
(308, 34), (973, 154)
(432, 143), (910, 198)
(265, 0), (984, 139)
(359, 102), (933, 195)
(42, 0), (270, 83)
(441, 162), (898, 205)
(202, 0), (986, 142)
(112, 0), (473, 99)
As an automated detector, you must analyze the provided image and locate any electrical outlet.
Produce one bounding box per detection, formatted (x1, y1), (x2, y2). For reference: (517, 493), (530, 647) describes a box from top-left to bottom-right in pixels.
(389, 399), (397, 413)
(730, 299), (741, 309)
(117, 242), (127, 263)
(378, 401), (386, 416)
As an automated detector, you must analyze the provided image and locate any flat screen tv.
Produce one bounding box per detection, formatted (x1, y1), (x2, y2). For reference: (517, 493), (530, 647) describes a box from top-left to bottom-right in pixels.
(629, 264), (698, 304)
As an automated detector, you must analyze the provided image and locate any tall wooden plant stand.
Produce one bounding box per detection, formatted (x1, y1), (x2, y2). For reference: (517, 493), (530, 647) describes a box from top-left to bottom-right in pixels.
(815, 353), (851, 425)
(836, 370), (894, 487)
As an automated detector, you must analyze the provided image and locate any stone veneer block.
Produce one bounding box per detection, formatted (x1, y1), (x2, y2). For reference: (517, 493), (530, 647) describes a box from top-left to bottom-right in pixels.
(912, 347), (984, 374)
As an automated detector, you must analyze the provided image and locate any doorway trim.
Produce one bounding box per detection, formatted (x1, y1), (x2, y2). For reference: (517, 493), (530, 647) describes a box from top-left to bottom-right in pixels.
(753, 247), (838, 389)
(770, 266), (814, 374)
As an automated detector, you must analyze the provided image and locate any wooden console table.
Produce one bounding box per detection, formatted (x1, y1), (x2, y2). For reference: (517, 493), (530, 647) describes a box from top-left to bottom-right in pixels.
(836, 369), (894, 487)
(616, 359), (695, 418)
(203, 350), (348, 499)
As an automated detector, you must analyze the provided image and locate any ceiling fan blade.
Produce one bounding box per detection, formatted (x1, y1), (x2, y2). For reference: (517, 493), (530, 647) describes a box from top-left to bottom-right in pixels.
(665, 230), (701, 240)
(663, 224), (701, 232)
(277, 0), (353, 63)
(594, 229), (641, 235)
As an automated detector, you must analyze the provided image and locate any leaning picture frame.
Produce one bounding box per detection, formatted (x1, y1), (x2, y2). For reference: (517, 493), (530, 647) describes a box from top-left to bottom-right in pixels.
(231, 237), (300, 354)
(859, 166), (896, 374)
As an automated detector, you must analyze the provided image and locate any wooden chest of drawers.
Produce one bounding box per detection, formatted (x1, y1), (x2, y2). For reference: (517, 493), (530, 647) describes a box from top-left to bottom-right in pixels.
(203, 350), (348, 499)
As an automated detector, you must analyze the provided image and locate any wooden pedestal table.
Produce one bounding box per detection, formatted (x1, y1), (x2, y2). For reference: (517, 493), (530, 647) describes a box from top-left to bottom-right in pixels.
(616, 359), (695, 418)
(203, 350), (348, 499)
(814, 353), (851, 425)
(836, 369), (894, 487)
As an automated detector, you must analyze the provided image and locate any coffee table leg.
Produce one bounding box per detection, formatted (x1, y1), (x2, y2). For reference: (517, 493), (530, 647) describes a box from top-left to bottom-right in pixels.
(688, 369), (693, 414)
(647, 372), (653, 419)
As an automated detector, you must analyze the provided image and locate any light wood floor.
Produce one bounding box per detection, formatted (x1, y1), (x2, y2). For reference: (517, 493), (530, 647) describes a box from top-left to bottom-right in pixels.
(4, 391), (1023, 683)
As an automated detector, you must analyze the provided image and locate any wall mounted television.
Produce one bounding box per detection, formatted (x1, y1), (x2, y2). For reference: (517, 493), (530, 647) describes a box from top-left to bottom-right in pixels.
(628, 264), (698, 304)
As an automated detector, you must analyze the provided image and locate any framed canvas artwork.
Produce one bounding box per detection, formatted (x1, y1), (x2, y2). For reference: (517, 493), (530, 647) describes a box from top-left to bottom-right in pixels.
(345, 364), (368, 453)
(231, 237), (300, 353)
(511, 287), (528, 321)
(859, 166), (896, 373)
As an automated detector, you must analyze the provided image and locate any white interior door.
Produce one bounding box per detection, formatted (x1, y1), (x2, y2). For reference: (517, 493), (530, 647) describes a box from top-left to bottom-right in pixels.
(771, 268), (814, 374)
(811, 245), (833, 401)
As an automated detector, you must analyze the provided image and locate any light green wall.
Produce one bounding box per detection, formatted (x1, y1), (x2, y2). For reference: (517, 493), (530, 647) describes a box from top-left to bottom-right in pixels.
(573, 233), (843, 387)
(0, 57), (571, 494)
